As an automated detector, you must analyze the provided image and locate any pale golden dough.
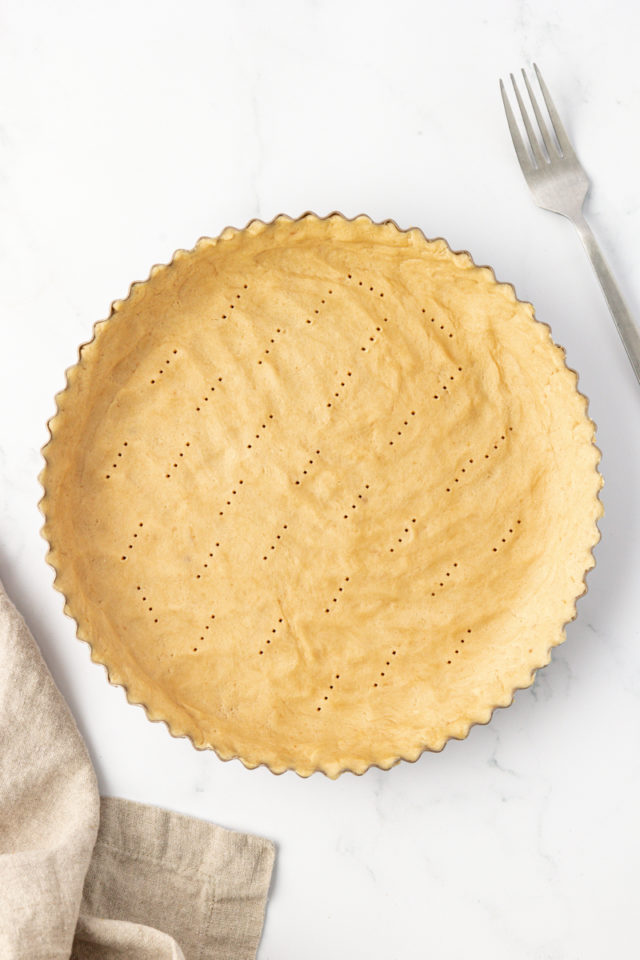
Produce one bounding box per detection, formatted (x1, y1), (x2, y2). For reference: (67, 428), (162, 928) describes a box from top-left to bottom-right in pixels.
(41, 214), (602, 778)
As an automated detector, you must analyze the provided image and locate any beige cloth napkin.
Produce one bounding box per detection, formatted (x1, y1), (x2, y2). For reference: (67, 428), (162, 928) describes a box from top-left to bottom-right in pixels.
(0, 583), (274, 960)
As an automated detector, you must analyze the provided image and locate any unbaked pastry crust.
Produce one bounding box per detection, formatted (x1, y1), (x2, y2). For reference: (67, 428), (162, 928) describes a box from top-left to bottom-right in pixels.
(40, 213), (602, 778)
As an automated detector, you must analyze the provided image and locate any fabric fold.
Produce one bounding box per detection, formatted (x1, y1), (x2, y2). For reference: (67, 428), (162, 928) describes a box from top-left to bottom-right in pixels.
(77, 798), (275, 960)
(0, 582), (99, 959)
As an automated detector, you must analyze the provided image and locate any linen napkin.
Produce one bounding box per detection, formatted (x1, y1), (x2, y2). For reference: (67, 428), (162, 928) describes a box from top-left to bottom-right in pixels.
(0, 581), (274, 960)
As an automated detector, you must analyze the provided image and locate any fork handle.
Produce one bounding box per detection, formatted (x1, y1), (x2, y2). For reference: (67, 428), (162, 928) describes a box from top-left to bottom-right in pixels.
(572, 213), (640, 384)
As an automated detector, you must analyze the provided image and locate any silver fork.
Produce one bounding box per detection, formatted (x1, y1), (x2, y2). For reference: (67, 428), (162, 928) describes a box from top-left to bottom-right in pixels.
(500, 64), (640, 384)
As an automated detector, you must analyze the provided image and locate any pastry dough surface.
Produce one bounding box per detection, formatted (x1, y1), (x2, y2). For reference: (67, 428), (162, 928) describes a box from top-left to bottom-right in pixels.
(41, 214), (602, 777)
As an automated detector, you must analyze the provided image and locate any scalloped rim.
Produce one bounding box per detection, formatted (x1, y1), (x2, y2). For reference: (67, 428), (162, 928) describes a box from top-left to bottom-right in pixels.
(39, 210), (604, 779)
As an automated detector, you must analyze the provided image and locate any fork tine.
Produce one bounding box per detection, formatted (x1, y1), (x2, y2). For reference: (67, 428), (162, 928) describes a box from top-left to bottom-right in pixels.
(510, 73), (545, 168)
(533, 63), (576, 159)
(522, 68), (557, 159)
(500, 79), (534, 176)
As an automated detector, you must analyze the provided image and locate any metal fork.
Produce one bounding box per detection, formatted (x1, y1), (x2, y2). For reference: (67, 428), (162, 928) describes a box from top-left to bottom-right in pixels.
(500, 64), (640, 384)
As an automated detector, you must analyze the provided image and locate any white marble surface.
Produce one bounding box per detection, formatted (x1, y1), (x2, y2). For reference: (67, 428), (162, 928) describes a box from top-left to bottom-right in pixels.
(2, 1), (640, 956)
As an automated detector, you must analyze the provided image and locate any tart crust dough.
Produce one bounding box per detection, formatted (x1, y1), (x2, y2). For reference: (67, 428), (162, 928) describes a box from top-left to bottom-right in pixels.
(40, 214), (602, 777)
